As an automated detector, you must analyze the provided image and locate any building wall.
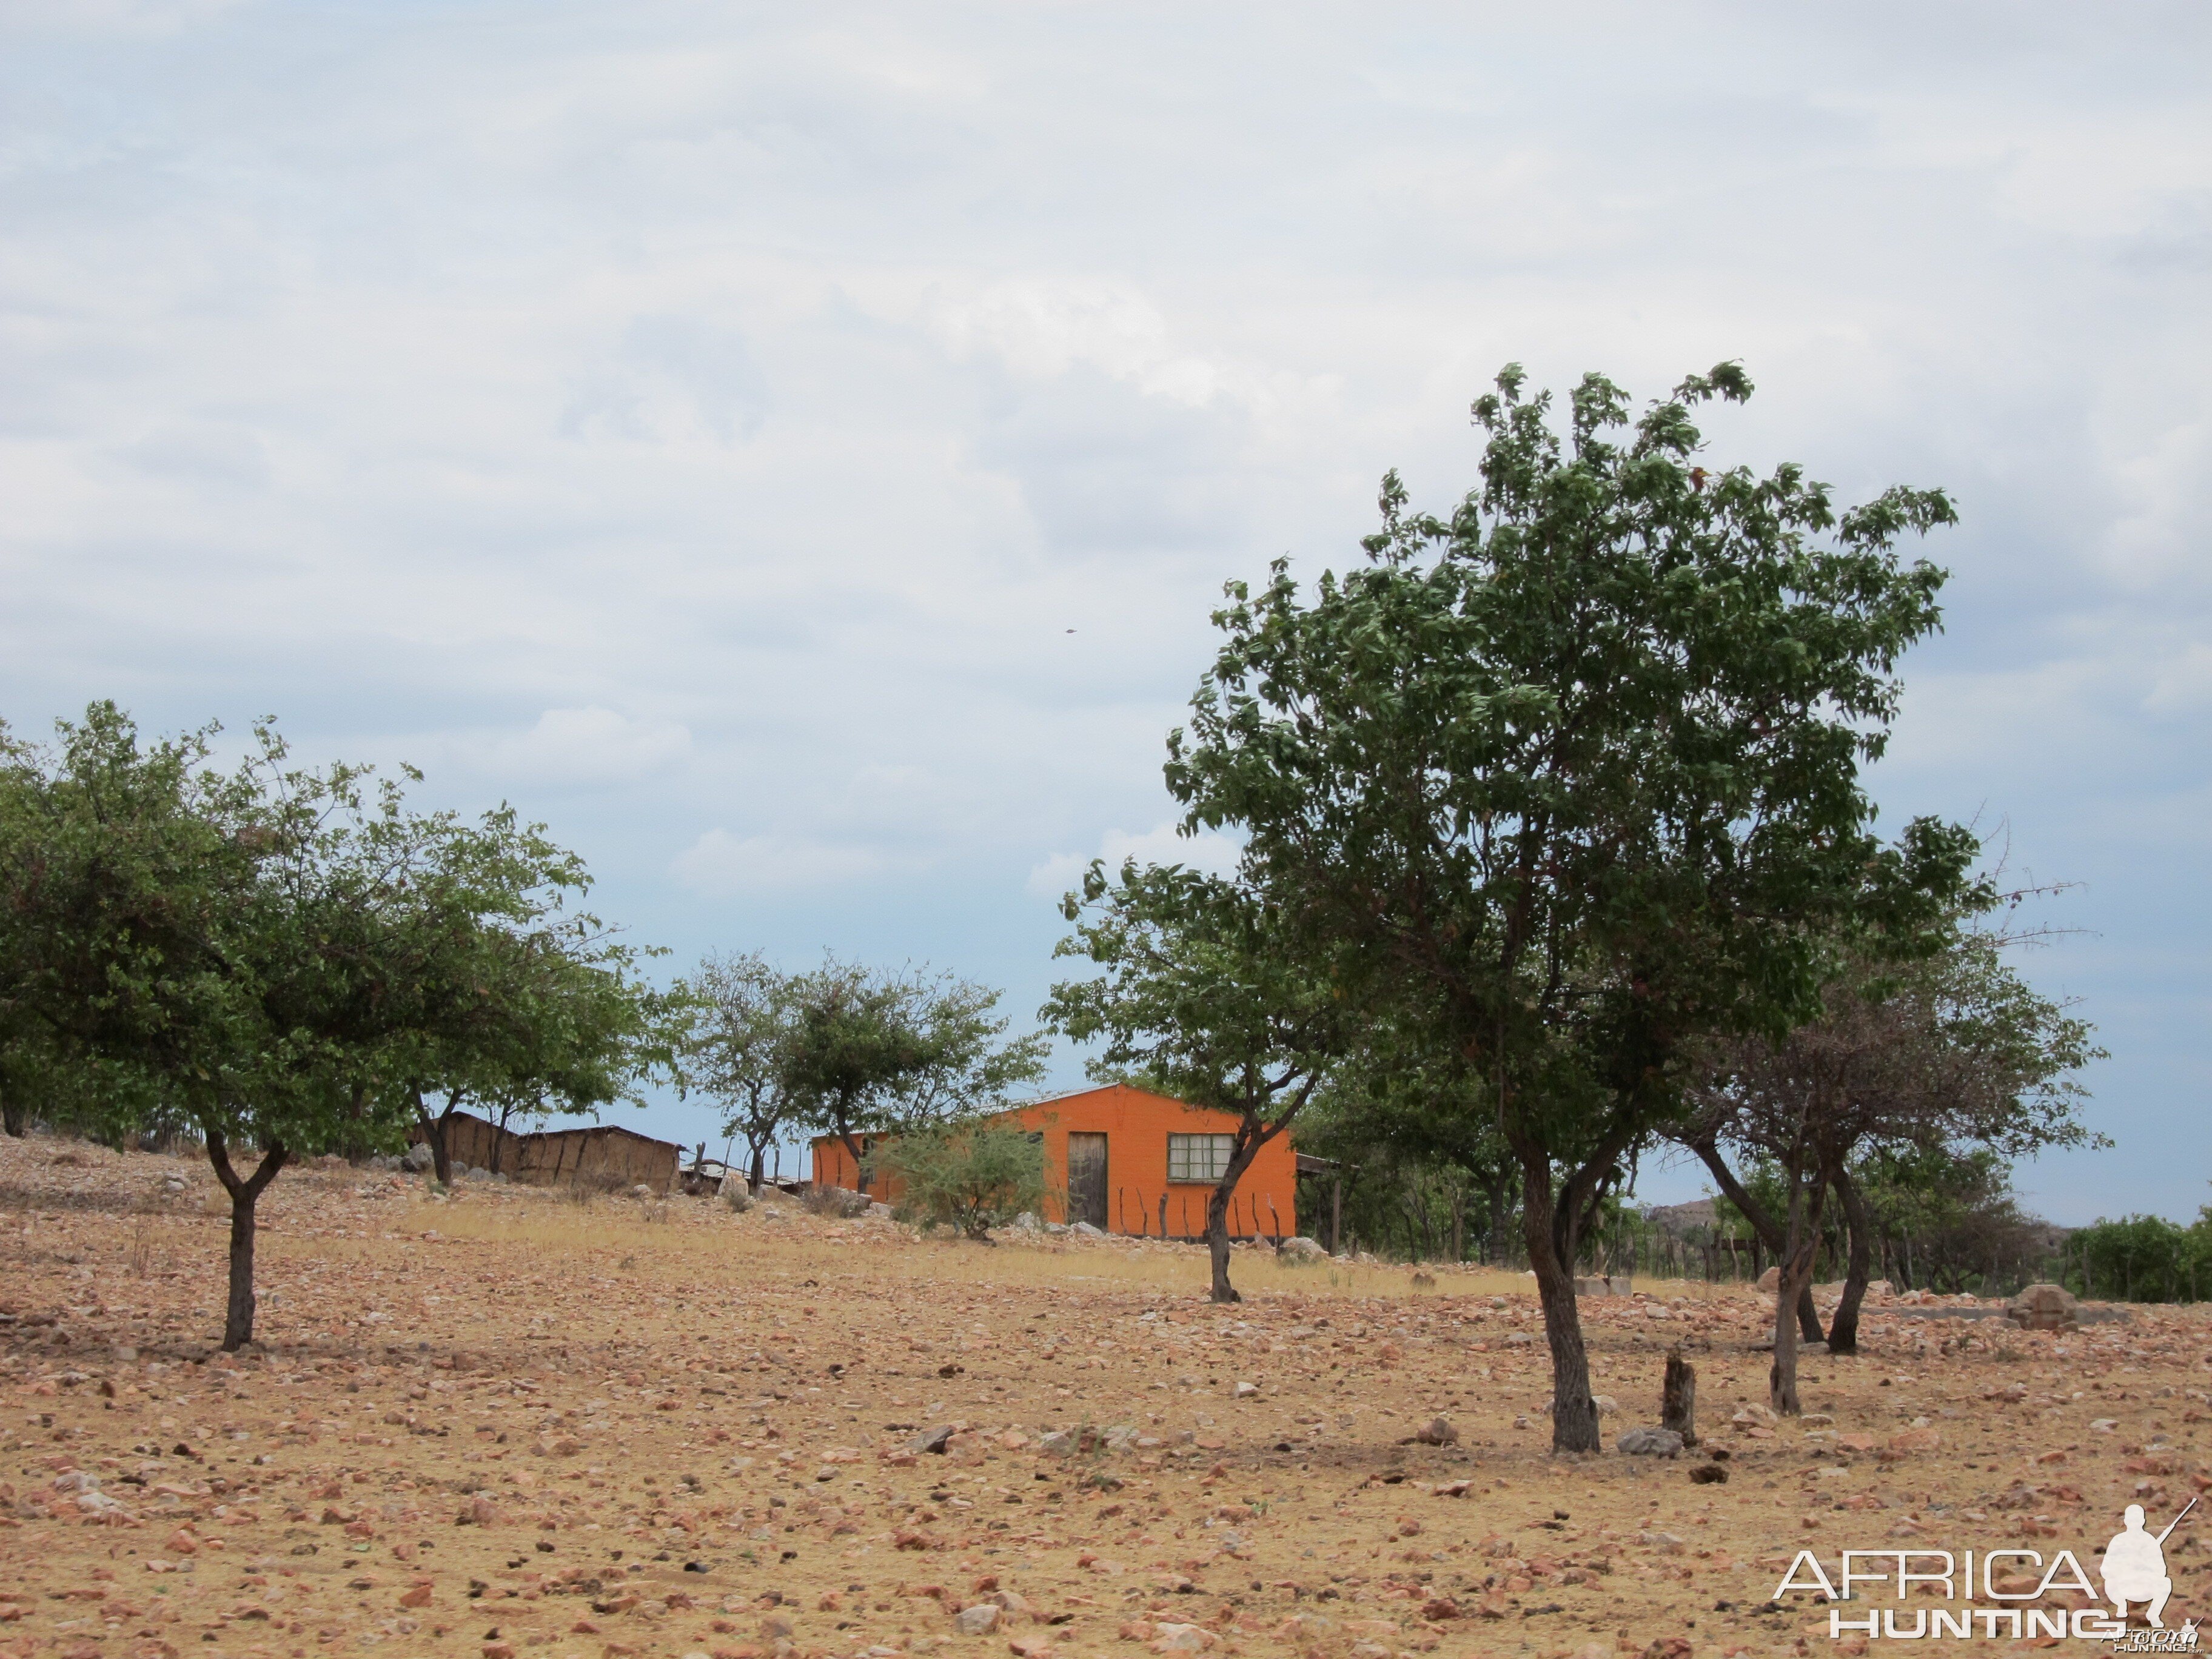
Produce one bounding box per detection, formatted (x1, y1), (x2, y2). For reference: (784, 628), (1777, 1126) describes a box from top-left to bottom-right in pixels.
(409, 1111), (683, 1196)
(809, 1083), (1298, 1239)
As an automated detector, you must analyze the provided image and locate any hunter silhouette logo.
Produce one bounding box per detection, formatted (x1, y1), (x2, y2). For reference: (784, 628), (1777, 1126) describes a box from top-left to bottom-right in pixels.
(1772, 1496), (2199, 1644)
(2103, 1498), (2193, 1631)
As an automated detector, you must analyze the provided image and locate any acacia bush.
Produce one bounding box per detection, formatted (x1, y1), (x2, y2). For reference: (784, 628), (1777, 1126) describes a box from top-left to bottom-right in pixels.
(875, 1122), (1052, 1240)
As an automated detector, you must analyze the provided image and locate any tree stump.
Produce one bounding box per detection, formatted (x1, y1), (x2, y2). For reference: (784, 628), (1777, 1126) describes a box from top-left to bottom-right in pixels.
(1662, 1347), (1698, 1447)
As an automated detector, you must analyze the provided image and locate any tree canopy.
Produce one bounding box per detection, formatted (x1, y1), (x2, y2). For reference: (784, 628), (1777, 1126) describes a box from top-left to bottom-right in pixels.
(1045, 857), (1344, 1300)
(0, 703), (664, 1349)
(1161, 363), (1974, 1449)
(782, 959), (1049, 1190)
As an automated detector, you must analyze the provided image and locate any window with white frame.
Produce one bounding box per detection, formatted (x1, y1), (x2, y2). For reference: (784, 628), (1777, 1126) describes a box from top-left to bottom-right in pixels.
(1167, 1133), (1235, 1183)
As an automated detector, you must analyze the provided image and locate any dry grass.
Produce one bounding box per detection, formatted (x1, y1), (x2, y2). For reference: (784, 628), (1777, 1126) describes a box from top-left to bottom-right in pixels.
(338, 1191), (1726, 1305)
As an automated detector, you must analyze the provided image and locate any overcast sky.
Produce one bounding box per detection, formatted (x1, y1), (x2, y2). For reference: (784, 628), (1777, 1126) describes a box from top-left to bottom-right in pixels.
(4, 2), (2208, 1223)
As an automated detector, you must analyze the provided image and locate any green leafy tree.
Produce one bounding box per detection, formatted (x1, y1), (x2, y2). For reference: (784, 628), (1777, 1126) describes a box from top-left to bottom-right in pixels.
(679, 951), (798, 1193)
(1686, 914), (2100, 1406)
(2068, 1208), (2212, 1304)
(1045, 860), (1345, 1302)
(1299, 1031), (1517, 1262)
(406, 922), (672, 1187)
(1858, 1145), (2063, 1295)
(0, 703), (632, 1350)
(875, 1121), (1053, 1240)
(1162, 364), (1968, 1449)
(782, 959), (1048, 1194)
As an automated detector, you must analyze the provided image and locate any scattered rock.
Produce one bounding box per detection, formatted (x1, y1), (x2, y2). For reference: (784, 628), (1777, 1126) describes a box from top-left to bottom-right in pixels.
(953, 1602), (1000, 1634)
(1617, 1426), (1684, 1457)
(2008, 1282), (2080, 1333)
(1148, 1623), (1215, 1652)
(1277, 1236), (1327, 1263)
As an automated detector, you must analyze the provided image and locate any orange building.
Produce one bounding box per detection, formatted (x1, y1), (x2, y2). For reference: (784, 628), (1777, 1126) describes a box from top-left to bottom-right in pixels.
(808, 1082), (1298, 1241)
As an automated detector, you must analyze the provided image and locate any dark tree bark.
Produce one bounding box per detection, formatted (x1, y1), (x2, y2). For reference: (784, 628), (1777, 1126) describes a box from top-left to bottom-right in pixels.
(1769, 1167), (1828, 1416)
(747, 1138), (769, 1195)
(412, 1088), (461, 1186)
(1206, 1135), (1267, 1303)
(834, 1124), (868, 1201)
(1662, 1349), (1699, 1446)
(1692, 1139), (1825, 1344)
(1, 1090), (25, 1138)
(207, 1128), (289, 1352)
(1826, 1163), (1877, 1355)
(1511, 1128), (1627, 1455)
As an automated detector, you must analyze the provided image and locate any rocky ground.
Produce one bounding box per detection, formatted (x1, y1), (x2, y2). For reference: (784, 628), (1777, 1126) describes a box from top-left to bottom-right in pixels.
(3, 1129), (2208, 1659)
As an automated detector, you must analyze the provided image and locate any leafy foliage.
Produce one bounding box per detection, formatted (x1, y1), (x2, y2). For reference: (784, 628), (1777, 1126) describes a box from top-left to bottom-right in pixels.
(2068, 1211), (2212, 1304)
(0, 702), (664, 1347)
(1045, 859), (1344, 1300)
(678, 950), (799, 1191)
(1161, 363), (1969, 1446)
(874, 1121), (1053, 1240)
(781, 959), (1048, 1184)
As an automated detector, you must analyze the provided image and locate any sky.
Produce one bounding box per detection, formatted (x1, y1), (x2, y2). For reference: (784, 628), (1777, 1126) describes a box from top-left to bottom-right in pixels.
(2, 2), (2208, 1224)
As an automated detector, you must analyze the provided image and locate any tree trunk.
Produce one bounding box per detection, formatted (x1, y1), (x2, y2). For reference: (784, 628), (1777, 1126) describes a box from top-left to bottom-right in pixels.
(1206, 1144), (1259, 1302)
(1692, 1139), (1825, 1344)
(837, 1128), (868, 1201)
(207, 1128), (289, 1352)
(412, 1090), (458, 1186)
(1205, 1179), (1239, 1302)
(488, 1105), (515, 1176)
(1826, 1164), (1875, 1356)
(1662, 1349), (1698, 1446)
(748, 1138), (768, 1195)
(1769, 1167), (1826, 1416)
(1517, 1144), (1603, 1453)
(1, 1091), (25, 1138)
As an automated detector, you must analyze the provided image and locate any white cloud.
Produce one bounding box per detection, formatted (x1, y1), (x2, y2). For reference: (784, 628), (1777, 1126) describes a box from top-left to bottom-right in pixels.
(429, 708), (693, 788)
(672, 830), (894, 896)
(2145, 643), (2212, 716)
(3, 2), (2211, 1221)
(1027, 821), (1244, 900)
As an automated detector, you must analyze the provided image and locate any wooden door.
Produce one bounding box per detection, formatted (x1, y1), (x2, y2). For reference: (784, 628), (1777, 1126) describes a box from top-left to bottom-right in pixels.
(1065, 1133), (1109, 1230)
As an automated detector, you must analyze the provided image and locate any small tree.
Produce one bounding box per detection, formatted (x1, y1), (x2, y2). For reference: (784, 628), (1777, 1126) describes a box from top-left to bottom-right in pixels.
(1686, 917), (2100, 1406)
(875, 1120), (1052, 1239)
(1164, 364), (1967, 1448)
(680, 951), (797, 1193)
(782, 959), (1048, 1194)
(0, 704), (626, 1350)
(406, 923), (669, 1188)
(1044, 860), (1343, 1302)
